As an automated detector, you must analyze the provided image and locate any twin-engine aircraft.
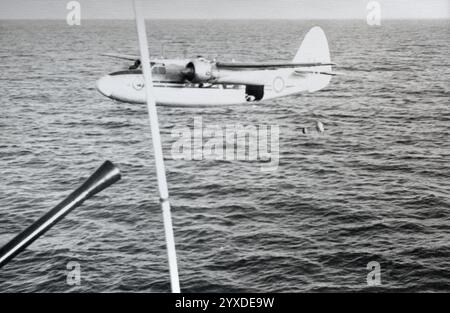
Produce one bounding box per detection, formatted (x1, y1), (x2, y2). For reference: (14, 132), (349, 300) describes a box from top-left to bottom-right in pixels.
(96, 26), (335, 106)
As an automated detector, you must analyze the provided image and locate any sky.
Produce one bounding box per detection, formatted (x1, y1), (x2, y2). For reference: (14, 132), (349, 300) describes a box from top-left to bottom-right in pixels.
(0, 0), (448, 19)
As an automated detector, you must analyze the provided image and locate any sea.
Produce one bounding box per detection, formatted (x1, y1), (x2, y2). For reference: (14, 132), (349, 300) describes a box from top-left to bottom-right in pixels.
(0, 19), (449, 292)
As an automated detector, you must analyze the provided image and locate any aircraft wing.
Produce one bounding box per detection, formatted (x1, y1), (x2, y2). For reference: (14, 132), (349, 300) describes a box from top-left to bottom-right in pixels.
(294, 69), (337, 76)
(101, 53), (140, 61)
(216, 61), (335, 70)
(101, 53), (167, 66)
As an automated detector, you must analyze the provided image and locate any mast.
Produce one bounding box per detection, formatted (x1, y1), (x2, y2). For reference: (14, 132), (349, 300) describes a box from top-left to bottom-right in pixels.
(133, 0), (180, 293)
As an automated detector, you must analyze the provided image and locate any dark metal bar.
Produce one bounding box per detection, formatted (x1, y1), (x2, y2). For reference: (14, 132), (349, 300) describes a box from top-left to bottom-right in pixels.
(0, 160), (121, 269)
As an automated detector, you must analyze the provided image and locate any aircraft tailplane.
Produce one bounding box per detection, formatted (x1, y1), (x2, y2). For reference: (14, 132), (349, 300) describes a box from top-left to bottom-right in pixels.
(293, 26), (332, 92)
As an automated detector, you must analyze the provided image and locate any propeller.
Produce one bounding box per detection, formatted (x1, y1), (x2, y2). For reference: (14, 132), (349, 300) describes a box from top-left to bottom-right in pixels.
(180, 57), (216, 83)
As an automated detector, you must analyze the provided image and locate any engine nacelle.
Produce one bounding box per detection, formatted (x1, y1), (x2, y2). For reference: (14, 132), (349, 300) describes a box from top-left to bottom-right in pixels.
(184, 57), (215, 83)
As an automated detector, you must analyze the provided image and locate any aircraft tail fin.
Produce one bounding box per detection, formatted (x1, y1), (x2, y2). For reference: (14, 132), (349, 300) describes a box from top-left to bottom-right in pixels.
(293, 26), (332, 91)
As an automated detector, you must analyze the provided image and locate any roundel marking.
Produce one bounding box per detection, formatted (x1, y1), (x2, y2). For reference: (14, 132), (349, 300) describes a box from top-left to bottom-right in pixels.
(273, 76), (285, 93)
(133, 80), (144, 90)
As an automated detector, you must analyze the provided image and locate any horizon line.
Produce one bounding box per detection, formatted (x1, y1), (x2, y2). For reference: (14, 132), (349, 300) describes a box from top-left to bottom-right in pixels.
(0, 17), (448, 21)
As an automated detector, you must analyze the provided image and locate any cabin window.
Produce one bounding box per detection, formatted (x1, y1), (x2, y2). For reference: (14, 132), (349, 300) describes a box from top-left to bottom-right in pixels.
(152, 66), (166, 75)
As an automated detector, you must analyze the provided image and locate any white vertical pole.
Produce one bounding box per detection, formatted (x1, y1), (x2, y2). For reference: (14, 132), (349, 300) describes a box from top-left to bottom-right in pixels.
(132, 0), (180, 293)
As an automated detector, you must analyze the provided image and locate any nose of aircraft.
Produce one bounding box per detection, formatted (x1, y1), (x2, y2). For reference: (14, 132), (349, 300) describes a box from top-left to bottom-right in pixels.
(96, 75), (113, 97)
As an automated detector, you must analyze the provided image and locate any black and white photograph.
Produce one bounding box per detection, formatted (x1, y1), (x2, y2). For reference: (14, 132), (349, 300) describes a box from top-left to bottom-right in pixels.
(0, 0), (448, 303)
